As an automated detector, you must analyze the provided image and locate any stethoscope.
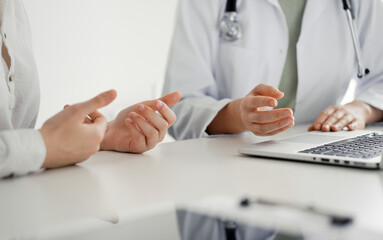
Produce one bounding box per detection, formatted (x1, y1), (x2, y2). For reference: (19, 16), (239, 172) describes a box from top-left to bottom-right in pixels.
(219, 0), (370, 78)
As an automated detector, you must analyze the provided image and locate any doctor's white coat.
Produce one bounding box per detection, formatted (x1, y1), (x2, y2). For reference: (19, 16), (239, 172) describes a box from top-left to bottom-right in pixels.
(163, 0), (383, 140)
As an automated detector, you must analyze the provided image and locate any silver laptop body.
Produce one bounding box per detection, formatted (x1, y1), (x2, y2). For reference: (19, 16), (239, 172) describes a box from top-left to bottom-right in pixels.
(238, 130), (383, 169)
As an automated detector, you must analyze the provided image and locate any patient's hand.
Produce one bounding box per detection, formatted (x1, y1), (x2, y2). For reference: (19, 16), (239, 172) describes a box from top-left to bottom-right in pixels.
(40, 90), (117, 169)
(101, 92), (181, 153)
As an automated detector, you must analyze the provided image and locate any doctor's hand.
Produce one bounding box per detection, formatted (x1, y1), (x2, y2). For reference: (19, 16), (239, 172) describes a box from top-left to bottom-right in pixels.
(39, 90), (117, 169)
(207, 84), (294, 136)
(238, 84), (295, 136)
(100, 92), (181, 154)
(308, 101), (383, 132)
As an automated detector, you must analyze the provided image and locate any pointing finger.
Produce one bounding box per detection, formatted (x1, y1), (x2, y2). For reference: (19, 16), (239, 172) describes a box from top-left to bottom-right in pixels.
(72, 90), (117, 116)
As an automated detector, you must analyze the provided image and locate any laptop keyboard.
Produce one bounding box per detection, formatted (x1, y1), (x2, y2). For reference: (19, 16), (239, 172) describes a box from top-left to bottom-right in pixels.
(299, 133), (383, 159)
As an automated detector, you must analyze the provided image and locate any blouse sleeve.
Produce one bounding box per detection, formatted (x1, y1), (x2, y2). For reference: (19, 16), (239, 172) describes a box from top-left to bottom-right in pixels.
(0, 129), (46, 178)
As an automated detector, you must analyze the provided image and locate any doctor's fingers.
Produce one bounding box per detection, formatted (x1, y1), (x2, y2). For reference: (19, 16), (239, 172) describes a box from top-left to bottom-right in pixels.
(250, 84), (284, 99)
(128, 112), (159, 149)
(331, 114), (355, 131)
(321, 110), (347, 132)
(312, 106), (338, 131)
(347, 120), (364, 131)
(248, 108), (293, 124)
(244, 96), (278, 111)
(257, 122), (295, 136)
(136, 104), (169, 142)
(308, 125), (315, 132)
(249, 116), (294, 136)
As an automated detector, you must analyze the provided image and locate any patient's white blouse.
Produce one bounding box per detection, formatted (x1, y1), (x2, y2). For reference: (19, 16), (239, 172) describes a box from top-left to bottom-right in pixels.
(0, 0), (46, 178)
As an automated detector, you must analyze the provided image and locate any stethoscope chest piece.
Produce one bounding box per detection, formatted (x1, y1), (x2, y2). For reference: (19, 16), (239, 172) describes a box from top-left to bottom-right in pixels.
(220, 12), (242, 42)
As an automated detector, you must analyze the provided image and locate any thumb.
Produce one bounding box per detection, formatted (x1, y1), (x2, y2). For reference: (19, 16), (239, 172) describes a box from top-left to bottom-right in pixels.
(158, 92), (181, 107)
(73, 90), (117, 116)
(250, 84), (284, 100)
(89, 111), (108, 138)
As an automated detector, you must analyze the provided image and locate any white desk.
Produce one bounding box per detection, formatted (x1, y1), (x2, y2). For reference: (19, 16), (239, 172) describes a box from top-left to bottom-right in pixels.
(1, 125), (383, 239)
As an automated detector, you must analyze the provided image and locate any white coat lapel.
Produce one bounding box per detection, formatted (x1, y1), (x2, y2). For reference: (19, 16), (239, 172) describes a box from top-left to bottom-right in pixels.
(265, 0), (280, 9)
(301, 0), (331, 36)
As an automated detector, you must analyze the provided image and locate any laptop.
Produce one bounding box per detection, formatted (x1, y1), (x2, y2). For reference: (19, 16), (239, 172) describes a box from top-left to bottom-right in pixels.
(238, 130), (383, 169)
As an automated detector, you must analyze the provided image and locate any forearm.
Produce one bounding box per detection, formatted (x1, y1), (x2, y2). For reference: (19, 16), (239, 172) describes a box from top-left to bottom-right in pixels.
(206, 99), (246, 135)
(345, 101), (383, 124)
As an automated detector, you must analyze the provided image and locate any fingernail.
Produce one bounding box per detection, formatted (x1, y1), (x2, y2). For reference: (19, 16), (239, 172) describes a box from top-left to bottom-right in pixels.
(138, 104), (145, 112)
(130, 112), (138, 118)
(127, 118), (133, 123)
(157, 100), (163, 108)
(334, 124), (339, 129)
(324, 124), (329, 130)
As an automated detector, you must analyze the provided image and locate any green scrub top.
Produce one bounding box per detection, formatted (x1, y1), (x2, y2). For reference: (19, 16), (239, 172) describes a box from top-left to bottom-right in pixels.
(277, 0), (307, 110)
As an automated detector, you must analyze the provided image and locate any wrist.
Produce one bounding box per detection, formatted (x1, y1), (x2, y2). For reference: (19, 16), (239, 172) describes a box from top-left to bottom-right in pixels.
(227, 98), (247, 132)
(39, 128), (56, 169)
(206, 98), (246, 135)
(345, 101), (373, 123)
(100, 121), (113, 151)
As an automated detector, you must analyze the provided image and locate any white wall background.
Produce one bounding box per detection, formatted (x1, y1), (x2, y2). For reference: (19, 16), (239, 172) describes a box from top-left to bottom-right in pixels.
(23, 0), (178, 127)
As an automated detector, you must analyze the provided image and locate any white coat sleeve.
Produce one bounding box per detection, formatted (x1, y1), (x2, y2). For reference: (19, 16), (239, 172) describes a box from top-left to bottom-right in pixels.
(354, 0), (383, 112)
(163, 0), (232, 140)
(0, 129), (46, 178)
